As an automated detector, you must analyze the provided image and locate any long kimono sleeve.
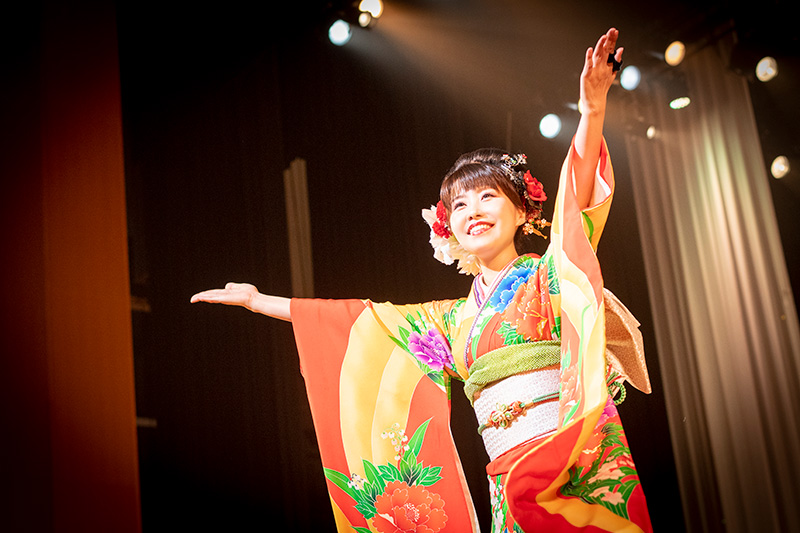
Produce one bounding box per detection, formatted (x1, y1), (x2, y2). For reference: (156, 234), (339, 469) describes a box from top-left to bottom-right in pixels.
(290, 298), (479, 533)
(504, 139), (653, 532)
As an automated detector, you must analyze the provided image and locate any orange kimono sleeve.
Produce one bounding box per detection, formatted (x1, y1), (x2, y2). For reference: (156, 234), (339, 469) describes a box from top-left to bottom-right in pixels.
(290, 298), (479, 533)
(502, 139), (653, 532)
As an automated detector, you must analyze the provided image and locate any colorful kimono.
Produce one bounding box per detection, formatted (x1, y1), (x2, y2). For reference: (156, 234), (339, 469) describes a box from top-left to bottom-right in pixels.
(290, 141), (652, 532)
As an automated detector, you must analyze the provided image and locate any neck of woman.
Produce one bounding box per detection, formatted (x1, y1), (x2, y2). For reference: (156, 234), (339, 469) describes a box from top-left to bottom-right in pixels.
(478, 248), (519, 287)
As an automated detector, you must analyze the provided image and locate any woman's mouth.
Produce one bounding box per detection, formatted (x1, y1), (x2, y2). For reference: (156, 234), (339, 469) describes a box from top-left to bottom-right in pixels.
(468, 222), (493, 236)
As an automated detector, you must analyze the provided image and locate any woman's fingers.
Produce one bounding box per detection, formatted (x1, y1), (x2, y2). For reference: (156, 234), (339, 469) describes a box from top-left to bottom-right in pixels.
(190, 283), (256, 305)
(591, 28), (620, 67)
(191, 289), (229, 303)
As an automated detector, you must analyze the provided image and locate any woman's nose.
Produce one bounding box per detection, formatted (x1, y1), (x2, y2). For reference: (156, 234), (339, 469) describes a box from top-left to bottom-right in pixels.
(468, 205), (484, 219)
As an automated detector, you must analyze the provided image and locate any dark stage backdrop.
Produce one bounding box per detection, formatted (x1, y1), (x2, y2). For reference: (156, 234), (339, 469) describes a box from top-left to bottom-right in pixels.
(118, 1), (685, 530)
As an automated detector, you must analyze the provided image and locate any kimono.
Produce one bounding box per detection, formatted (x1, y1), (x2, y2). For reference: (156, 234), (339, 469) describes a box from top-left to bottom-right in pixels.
(290, 140), (652, 532)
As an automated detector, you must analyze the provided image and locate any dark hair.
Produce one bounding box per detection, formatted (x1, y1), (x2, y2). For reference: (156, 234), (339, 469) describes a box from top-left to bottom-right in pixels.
(439, 148), (525, 214)
(439, 148), (536, 253)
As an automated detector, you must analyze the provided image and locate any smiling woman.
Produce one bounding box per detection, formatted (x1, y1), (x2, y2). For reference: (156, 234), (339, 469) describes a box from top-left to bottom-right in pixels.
(192, 28), (653, 532)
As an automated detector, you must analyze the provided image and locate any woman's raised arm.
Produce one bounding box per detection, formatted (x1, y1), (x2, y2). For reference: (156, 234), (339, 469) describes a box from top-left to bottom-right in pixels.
(191, 283), (292, 322)
(573, 27), (623, 209)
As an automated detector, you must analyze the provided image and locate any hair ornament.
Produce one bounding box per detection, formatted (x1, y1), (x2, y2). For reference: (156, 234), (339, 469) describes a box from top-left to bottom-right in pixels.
(500, 153), (551, 238)
(421, 205), (481, 276)
(431, 201), (452, 239)
(500, 153), (527, 173)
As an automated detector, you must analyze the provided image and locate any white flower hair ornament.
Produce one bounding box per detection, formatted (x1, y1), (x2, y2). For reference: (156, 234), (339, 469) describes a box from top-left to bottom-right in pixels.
(421, 201), (481, 276)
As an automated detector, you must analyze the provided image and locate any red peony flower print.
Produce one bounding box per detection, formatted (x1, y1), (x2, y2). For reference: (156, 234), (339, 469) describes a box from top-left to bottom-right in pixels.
(503, 275), (554, 342)
(523, 171), (547, 202)
(372, 481), (448, 533)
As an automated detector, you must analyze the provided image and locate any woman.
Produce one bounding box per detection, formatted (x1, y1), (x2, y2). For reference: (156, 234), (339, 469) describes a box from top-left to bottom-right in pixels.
(193, 28), (652, 533)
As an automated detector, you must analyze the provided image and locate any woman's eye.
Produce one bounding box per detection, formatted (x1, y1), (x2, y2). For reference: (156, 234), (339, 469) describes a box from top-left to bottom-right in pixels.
(453, 201), (465, 209)
(481, 191), (496, 199)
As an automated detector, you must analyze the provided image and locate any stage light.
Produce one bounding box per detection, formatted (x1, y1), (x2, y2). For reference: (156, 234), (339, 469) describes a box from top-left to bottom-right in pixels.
(664, 70), (690, 110)
(359, 0), (383, 18)
(669, 96), (691, 110)
(646, 126), (658, 140)
(358, 11), (374, 27)
(620, 65), (641, 90)
(665, 41), (686, 66)
(328, 19), (352, 46)
(771, 156), (790, 179)
(756, 56), (778, 82)
(539, 114), (562, 139)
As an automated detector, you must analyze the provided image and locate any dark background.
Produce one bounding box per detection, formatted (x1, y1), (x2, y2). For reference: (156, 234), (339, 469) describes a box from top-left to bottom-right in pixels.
(116, 0), (798, 530)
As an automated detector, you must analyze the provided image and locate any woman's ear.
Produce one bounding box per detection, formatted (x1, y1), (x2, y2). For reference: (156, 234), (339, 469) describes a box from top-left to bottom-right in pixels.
(515, 206), (526, 227)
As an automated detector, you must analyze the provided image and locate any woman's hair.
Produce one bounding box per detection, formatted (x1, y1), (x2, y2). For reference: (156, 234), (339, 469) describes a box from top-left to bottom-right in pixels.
(439, 148), (525, 214)
(439, 148), (536, 253)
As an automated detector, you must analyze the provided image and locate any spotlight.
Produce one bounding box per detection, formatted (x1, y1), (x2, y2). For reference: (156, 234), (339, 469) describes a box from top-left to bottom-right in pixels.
(669, 97), (691, 110)
(756, 56), (778, 82)
(620, 65), (641, 90)
(646, 126), (658, 140)
(771, 156), (790, 179)
(328, 19), (352, 46)
(664, 41), (686, 66)
(358, 11), (374, 27)
(359, 0), (383, 18)
(539, 114), (562, 139)
(664, 71), (690, 110)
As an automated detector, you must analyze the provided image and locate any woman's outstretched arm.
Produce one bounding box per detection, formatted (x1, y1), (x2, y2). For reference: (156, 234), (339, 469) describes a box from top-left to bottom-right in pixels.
(573, 27), (623, 209)
(191, 283), (292, 322)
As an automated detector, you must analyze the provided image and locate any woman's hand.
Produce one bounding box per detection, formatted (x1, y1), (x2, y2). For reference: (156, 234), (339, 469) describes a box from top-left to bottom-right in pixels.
(191, 283), (292, 321)
(191, 282), (259, 307)
(572, 28), (622, 209)
(580, 28), (623, 116)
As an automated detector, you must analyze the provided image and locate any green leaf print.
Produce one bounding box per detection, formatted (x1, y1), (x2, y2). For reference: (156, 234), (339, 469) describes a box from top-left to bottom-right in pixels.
(378, 463), (402, 482)
(323, 468), (359, 501)
(363, 459), (385, 494)
(560, 422), (639, 520)
(547, 255), (560, 295)
(497, 320), (527, 345)
(407, 418), (431, 457)
(581, 211), (595, 242)
(418, 466), (443, 486)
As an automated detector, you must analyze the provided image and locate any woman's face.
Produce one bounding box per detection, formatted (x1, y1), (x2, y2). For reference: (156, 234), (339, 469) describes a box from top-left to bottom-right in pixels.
(448, 186), (525, 267)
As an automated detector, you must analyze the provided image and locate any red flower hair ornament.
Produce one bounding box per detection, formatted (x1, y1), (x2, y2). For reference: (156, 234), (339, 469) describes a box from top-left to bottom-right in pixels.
(432, 201), (451, 239)
(523, 171), (547, 202)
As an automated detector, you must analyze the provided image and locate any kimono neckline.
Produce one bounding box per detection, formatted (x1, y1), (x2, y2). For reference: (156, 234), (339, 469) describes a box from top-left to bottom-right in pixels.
(472, 253), (541, 307)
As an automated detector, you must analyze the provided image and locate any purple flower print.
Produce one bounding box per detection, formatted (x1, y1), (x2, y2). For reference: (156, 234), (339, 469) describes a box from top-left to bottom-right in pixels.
(407, 330), (453, 371)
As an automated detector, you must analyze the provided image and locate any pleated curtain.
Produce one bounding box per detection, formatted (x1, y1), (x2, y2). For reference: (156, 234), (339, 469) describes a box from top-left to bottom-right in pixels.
(623, 40), (800, 532)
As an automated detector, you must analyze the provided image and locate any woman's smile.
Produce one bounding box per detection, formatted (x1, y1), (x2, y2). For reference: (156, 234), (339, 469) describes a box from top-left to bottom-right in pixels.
(467, 220), (494, 236)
